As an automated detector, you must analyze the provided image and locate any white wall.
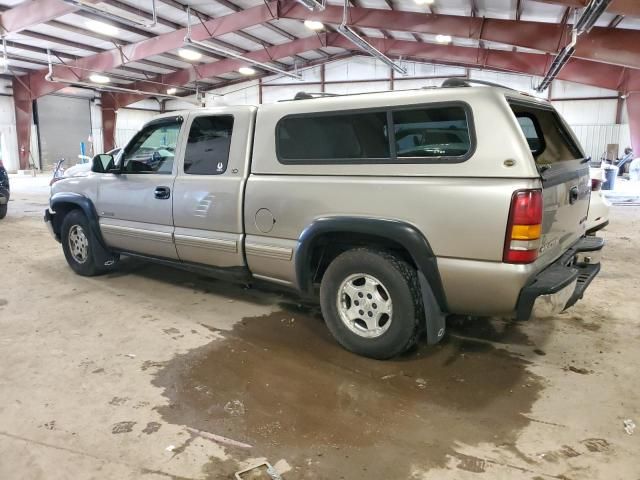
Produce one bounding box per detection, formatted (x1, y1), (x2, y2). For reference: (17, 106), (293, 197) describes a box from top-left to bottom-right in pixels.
(114, 108), (159, 148)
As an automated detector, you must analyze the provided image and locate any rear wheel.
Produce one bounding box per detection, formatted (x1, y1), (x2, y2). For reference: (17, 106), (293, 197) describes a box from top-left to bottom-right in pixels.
(0, 204), (6, 219)
(320, 248), (423, 359)
(61, 209), (117, 276)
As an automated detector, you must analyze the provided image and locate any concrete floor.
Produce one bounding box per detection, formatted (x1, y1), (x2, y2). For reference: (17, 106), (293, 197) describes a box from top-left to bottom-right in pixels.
(1, 175), (639, 480)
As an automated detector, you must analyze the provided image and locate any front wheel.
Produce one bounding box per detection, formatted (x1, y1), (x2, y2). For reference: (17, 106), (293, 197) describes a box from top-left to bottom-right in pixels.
(0, 204), (7, 219)
(61, 209), (117, 276)
(320, 248), (423, 359)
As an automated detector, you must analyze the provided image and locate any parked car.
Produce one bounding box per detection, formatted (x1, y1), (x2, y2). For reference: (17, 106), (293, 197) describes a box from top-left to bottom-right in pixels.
(45, 80), (603, 359)
(0, 159), (9, 219)
(587, 167), (610, 234)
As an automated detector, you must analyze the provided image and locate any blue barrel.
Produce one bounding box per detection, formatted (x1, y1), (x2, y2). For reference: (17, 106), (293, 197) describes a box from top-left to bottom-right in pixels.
(602, 166), (617, 190)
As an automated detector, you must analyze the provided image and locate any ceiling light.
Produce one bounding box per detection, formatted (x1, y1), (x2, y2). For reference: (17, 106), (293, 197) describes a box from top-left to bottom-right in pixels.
(238, 66), (256, 76)
(167, 87), (177, 95)
(414, 0), (435, 4)
(85, 19), (119, 36)
(178, 48), (202, 61)
(304, 20), (324, 31)
(89, 74), (110, 84)
(436, 34), (452, 43)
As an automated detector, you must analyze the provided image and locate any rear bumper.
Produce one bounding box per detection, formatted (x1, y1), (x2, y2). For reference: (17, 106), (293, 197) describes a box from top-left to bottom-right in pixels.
(516, 236), (604, 320)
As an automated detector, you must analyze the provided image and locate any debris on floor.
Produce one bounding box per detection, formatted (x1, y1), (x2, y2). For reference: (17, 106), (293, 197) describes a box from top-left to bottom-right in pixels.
(224, 399), (246, 416)
(186, 426), (252, 449)
(623, 419), (636, 435)
(234, 461), (283, 480)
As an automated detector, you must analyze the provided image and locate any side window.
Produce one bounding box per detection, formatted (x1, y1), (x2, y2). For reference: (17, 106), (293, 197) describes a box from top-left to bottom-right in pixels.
(184, 115), (234, 175)
(277, 111), (389, 162)
(515, 114), (544, 157)
(122, 121), (181, 174)
(392, 106), (471, 158)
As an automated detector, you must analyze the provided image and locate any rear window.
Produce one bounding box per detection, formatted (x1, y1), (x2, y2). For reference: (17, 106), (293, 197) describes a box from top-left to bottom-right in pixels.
(276, 103), (473, 164)
(510, 102), (583, 165)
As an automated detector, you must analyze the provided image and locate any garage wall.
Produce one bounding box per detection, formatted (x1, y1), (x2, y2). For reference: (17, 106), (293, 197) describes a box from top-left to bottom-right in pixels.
(113, 101), (159, 148)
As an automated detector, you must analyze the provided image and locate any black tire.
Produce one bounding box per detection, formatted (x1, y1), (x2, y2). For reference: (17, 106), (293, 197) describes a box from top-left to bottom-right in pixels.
(0, 204), (6, 219)
(61, 209), (116, 276)
(320, 248), (423, 359)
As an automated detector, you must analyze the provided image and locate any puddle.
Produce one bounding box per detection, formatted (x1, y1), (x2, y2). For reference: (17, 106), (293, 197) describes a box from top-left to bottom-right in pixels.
(152, 309), (544, 479)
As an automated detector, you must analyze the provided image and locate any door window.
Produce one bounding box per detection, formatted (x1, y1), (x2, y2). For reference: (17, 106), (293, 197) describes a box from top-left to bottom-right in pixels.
(122, 120), (181, 174)
(184, 116), (234, 175)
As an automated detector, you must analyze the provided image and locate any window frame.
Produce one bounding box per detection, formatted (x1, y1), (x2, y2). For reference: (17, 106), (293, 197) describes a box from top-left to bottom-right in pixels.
(275, 101), (476, 165)
(118, 116), (184, 175)
(183, 114), (235, 176)
(514, 111), (546, 158)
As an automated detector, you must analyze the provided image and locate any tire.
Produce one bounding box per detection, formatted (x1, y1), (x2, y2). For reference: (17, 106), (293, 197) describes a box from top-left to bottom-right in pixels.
(61, 209), (116, 276)
(0, 204), (6, 219)
(320, 248), (423, 359)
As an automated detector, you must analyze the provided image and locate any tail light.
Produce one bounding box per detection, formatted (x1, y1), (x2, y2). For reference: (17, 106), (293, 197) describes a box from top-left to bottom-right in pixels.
(591, 178), (602, 191)
(503, 189), (543, 264)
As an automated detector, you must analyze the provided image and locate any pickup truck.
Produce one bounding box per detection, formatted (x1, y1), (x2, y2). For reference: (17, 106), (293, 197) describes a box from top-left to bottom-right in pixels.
(45, 80), (603, 359)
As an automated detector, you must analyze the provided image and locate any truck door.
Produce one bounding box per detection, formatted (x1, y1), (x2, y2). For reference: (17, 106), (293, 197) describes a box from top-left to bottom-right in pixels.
(172, 107), (255, 268)
(96, 117), (183, 259)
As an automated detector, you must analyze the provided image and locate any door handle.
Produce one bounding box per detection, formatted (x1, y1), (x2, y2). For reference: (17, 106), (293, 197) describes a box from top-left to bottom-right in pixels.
(569, 186), (579, 205)
(154, 186), (171, 200)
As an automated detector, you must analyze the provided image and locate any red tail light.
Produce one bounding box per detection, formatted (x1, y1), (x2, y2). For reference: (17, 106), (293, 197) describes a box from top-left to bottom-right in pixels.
(591, 178), (602, 191)
(503, 189), (543, 264)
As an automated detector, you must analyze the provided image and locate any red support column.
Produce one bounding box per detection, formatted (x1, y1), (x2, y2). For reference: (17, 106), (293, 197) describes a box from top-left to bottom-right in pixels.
(12, 77), (33, 171)
(101, 94), (117, 152)
(626, 93), (640, 154)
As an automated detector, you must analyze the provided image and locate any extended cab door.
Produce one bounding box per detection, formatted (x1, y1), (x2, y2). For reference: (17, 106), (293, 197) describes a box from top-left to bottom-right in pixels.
(171, 107), (255, 267)
(509, 101), (590, 263)
(96, 116), (183, 259)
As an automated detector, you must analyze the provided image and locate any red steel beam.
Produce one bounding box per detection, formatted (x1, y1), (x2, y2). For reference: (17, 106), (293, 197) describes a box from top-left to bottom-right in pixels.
(627, 94), (640, 154)
(279, 3), (640, 70)
(101, 93), (117, 152)
(113, 33), (640, 108)
(12, 76), (34, 171)
(0, 0), (75, 35)
(535, 0), (640, 17)
(23, 1), (278, 99)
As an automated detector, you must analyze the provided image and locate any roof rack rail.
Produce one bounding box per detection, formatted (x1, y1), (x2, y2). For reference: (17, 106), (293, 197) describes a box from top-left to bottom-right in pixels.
(441, 77), (517, 92)
(292, 91), (342, 100)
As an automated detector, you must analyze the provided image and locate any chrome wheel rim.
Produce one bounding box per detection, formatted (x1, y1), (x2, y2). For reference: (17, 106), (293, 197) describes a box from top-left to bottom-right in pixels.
(337, 273), (393, 338)
(68, 225), (89, 264)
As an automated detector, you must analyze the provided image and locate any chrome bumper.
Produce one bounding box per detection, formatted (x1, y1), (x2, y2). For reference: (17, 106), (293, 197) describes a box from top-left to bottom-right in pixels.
(44, 208), (57, 240)
(531, 279), (577, 318)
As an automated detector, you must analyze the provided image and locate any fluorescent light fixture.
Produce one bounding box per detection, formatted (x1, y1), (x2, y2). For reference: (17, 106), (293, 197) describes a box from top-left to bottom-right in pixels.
(89, 74), (110, 84)
(166, 87), (177, 95)
(414, 0), (435, 4)
(62, 0), (157, 28)
(304, 20), (324, 31)
(238, 66), (256, 75)
(435, 34), (452, 43)
(178, 48), (202, 61)
(85, 19), (119, 36)
(337, 25), (406, 75)
(296, 0), (325, 11)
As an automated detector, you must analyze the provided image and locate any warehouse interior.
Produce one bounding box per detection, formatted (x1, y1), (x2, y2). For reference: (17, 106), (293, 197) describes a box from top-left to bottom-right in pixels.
(0, 0), (639, 479)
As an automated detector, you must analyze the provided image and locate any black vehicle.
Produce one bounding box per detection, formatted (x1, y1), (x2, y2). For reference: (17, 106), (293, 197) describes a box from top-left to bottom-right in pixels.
(0, 159), (9, 219)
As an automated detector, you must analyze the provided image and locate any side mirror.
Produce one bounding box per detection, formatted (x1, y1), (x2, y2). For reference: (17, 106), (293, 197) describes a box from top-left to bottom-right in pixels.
(91, 154), (114, 173)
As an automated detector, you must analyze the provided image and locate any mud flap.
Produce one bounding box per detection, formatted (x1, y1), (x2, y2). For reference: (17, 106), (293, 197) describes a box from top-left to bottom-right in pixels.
(419, 271), (446, 345)
(88, 228), (119, 267)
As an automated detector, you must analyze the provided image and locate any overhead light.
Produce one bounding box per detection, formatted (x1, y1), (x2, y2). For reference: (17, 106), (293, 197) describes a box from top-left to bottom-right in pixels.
(435, 34), (452, 43)
(296, 0), (325, 11)
(89, 74), (110, 84)
(304, 20), (324, 31)
(238, 66), (256, 75)
(167, 87), (177, 95)
(414, 0), (435, 4)
(85, 19), (119, 36)
(178, 48), (202, 61)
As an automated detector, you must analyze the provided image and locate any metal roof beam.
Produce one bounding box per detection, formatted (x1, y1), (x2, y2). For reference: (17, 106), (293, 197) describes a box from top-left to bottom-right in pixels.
(0, 0), (75, 35)
(279, 2), (640, 69)
(535, 0), (640, 18)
